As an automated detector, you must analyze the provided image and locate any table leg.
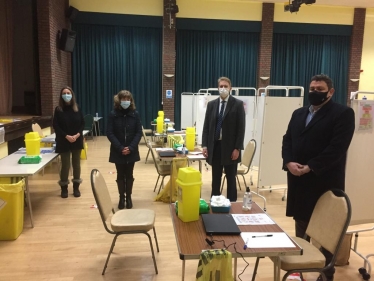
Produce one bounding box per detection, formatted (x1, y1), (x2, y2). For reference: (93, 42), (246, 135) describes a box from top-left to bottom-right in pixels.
(199, 160), (202, 173)
(273, 256), (281, 281)
(97, 121), (101, 136)
(234, 257), (237, 280)
(24, 177), (34, 228)
(93, 122), (98, 137)
(182, 260), (185, 281)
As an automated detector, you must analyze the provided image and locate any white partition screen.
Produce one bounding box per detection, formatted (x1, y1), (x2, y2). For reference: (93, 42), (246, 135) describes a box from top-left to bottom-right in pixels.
(256, 96), (303, 187)
(346, 98), (374, 225)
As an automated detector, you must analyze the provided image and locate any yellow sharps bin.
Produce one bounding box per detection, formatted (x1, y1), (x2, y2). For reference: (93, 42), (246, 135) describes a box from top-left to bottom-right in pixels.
(176, 167), (202, 222)
(0, 178), (25, 240)
(24, 132), (40, 156)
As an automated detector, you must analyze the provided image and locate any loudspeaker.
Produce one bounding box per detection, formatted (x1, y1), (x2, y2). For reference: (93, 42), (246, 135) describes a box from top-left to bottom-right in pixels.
(59, 28), (76, 52)
(66, 6), (79, 21)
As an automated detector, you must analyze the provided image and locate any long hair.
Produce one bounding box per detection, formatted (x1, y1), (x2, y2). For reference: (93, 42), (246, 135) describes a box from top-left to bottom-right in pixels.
(57, 86), (78, 112)
(113, 90), (136, 111)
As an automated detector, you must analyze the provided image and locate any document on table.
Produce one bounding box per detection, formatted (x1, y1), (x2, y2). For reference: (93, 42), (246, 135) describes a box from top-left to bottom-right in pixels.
(232, 214), (275, 225)
(189, 152), (202, 155)
(155, 148), (174, 151)
(241, 232), (296, 248)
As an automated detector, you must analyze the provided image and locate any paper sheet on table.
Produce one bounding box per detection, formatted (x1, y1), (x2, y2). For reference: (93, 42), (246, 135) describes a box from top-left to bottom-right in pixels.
(232, 214), (275, 225)
(155, 148), (174, 151)
(189, 152), (202, 155)
(241, 232), (296, 248)
(187, 155), (205, 159)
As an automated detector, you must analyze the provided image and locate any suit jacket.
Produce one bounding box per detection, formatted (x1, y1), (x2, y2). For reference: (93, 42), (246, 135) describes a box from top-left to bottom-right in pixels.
(282, 99), (355, 221)
(202, 95), (245, 166)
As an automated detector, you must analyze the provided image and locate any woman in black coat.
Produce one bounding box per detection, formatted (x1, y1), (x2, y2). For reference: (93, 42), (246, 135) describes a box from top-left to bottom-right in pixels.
(53, 86), (84, 198)
(107, 90), (142, 209)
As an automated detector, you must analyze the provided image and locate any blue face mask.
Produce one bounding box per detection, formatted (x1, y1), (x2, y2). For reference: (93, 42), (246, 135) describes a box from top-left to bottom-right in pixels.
(121, 101), (131, 109)
(62, 94), (72, 102)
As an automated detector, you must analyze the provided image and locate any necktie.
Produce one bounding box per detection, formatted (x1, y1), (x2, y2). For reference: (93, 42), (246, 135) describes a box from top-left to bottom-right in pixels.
(215, 101), (226, 140)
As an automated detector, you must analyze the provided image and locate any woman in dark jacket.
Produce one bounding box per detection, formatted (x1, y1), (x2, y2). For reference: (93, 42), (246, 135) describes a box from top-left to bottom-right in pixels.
(53, 86), (84, 198)
(107, 90), (142, 209)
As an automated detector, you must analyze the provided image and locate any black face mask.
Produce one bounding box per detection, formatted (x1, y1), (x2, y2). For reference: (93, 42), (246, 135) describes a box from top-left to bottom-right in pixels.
(308, 90), (329, 106)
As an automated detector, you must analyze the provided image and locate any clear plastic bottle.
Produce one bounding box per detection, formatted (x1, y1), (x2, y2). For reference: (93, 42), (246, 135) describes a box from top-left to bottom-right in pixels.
(242, 186), (252, 211)
(182, 144), (186, 157)
(363, 96), (367, 100)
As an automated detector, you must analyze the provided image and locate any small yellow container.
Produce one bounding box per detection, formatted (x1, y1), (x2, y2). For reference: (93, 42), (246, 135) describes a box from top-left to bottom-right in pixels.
(156, 116), (164, 134)
(80, 142), (88, 160)
(0, 178), (25, 240)
(176, 167), (202, 222)
(24, 132), (40, 156)
(185, 127), (196, 151)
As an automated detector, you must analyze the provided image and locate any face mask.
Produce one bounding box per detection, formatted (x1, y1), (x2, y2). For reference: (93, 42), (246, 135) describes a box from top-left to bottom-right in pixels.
(219, 88), (230, 99)
(308, 90), (329, 106)
(62, 94), (72, 102)
(121, 101), (131, 109)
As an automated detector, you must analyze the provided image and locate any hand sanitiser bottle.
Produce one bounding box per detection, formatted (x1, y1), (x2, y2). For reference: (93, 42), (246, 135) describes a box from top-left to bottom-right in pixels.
(242, 186), (252, 211)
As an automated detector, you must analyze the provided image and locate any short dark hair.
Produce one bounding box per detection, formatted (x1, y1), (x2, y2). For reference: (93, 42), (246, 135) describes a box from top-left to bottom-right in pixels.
(310, 74), (334, 90)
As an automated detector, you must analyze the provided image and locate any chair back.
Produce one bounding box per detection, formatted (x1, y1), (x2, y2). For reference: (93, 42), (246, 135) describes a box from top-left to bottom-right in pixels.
(32, 123), (44, 138)
(241, 139), (256, 170)
(142, 126), (150, 148)
(84, 114), (94, 131)
(90, 169), (115, 233)
(306, 189), (351, 262)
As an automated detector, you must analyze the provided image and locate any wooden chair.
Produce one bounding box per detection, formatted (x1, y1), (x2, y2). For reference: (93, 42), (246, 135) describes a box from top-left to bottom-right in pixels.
(90, 169), (159, 275)
(148, 143), (171, 193)
(252, 189), (352, 281)
(142, 126), (163, 164)
(220, 139), (256, 193)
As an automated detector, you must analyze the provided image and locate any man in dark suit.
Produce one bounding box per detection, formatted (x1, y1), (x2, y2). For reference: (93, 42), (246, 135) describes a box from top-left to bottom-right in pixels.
(282, 74), (355, 281)
(202, 77), (245, 202)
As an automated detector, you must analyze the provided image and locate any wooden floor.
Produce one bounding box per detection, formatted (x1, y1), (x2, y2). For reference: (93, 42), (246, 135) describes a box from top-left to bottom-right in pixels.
(0, 137), (373, 281)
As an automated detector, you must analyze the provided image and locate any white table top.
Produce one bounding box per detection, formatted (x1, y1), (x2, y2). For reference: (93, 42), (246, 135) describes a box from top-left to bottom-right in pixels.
(0, 148), (59, 177)
(41, 130), (89, 143)
(94, 117), (103, 122)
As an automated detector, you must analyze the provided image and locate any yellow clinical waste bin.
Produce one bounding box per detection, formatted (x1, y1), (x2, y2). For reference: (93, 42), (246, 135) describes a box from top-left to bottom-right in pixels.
(0, 178), (25, 240)
(25, 132), (41, 156)
(80, 142), (88, 160)
(176, 167), (202, 222)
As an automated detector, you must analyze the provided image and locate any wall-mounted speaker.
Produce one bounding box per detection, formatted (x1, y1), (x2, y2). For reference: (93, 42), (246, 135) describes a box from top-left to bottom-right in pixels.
(59, 28), (76, 52)
(66, 6), (79, 22)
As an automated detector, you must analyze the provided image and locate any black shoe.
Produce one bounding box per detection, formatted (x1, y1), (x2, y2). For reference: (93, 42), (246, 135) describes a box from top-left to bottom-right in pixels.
(118, 196), (125, 209)
(317, 275), (334, 281)
(61, 186), (68, 198)
(126, 195), (133, 209)
(72, 182), (81, 197)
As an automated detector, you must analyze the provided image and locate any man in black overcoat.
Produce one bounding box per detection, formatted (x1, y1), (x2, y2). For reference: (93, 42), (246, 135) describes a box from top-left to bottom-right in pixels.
(282, 74), (355, 281)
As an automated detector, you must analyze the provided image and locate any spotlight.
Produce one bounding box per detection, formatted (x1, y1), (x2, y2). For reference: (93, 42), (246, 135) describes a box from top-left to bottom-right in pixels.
(284, 0), (316, 13)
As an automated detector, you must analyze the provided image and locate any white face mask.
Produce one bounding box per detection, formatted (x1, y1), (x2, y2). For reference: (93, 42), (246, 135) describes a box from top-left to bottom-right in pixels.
(62, 94), (72, 102)
(121, 101), (131, 109)
(219, 88), (230, 98)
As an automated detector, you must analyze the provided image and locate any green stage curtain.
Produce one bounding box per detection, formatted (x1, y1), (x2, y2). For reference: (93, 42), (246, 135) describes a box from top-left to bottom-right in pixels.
(72, 24), (162, 134)
(270, 33), (350, 105)
(175, 30), (259, 130)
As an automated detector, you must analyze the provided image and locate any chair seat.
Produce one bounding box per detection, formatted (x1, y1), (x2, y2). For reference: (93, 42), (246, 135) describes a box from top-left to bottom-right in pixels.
(237, 167), (247, 174)
(158, 164), (171, 175)
(111, 209), (155, 232)
(143, 129), (153, 134)
(280, 237), (325, 271)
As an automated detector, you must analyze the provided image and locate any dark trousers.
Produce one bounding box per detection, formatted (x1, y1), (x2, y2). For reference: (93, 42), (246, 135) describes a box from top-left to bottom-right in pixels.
(295, 219), (335, 278)
(115, 162), (135, 182)
(211, 140), (238, 202)
(59, 150), (81, 185)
